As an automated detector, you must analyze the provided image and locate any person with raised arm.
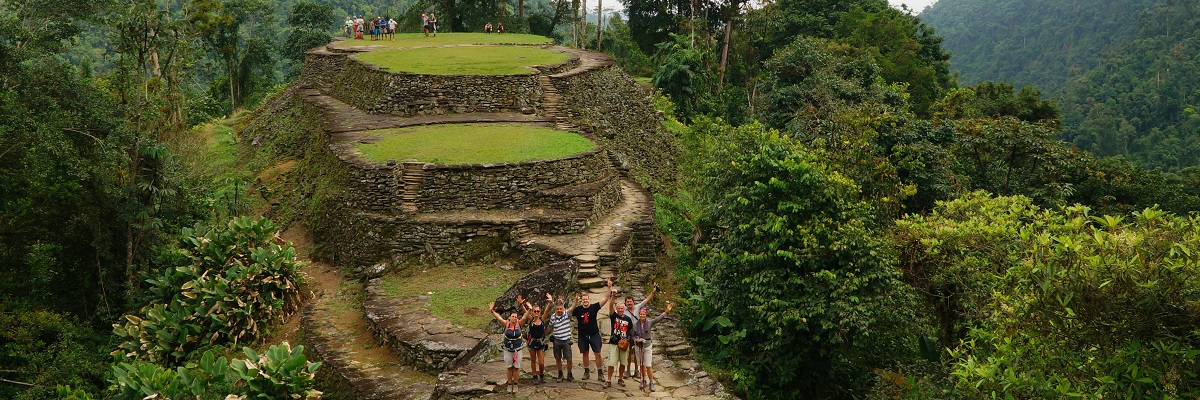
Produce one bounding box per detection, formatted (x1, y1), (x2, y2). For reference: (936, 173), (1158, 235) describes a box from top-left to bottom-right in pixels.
(489, 295), (531, 394)
(571, 279), (613, 381)
(524, 294), (553, 384)
(547, 294), (574, 381)
(633, 300), (673, 391)
(622, 282), (658, 379)
(605, 286), (634, 387)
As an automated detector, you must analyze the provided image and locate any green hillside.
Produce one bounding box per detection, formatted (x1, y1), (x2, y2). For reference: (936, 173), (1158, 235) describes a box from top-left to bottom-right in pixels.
(921, 0), (1156, 93)
(924, 0), (1200, 170)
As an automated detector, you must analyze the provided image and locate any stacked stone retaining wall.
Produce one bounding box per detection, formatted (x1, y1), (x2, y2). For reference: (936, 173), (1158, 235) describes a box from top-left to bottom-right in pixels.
(414, 149), (610, 211)
(327, 55), (545, 117)
(553, 65), (680, 193)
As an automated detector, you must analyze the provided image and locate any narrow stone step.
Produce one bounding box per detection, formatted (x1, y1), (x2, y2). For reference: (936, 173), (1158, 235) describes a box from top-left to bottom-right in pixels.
(578, 267), (599, 278)
(574, 254), (599, 264)
(578, 276), (605, 289)
(664, 343), (692, 357)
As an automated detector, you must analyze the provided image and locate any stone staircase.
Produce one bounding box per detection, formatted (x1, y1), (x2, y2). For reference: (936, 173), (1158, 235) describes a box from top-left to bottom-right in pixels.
(398, 162), (424, 213)
(537, 75), (577, 132)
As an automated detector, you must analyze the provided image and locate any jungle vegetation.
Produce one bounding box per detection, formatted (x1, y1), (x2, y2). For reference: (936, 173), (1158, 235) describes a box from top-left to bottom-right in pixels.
(4, 0), (1200, 398)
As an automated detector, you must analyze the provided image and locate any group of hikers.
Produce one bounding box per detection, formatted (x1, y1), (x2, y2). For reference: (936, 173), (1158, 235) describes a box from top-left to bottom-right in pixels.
(343, 12), (517, 39)
(344, 15), (397, 40)
(488, 279), (674, 394)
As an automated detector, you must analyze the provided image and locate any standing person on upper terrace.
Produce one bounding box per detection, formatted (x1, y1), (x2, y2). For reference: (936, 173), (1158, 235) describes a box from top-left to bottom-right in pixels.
(421, 13), (429, 36)
(572, 279), (613, 382)
(428, 13), (438, 36)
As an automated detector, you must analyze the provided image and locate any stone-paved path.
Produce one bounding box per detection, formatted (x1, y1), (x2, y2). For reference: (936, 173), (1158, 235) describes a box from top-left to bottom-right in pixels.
(439, 358), (726, 400)
(549, 47), (615, 79)
(522, 179), (649, 262)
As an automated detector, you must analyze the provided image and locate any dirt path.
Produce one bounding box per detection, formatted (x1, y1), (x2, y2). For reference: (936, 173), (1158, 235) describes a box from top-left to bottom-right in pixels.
(279, 224), (437, 400)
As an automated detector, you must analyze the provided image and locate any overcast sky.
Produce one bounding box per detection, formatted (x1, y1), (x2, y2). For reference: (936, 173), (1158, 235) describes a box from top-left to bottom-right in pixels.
(889, 0), (939, 14)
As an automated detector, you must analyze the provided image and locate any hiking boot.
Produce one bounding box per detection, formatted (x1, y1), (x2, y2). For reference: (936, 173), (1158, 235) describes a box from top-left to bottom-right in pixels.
(557, 370), (563, 383)
(649, 382), (656, 392)
(582, 368), (590, 381)
(540, 374), (547, 384)
(639, 379), (646, 390)
(618, 378), (625, 387)
(567, 371), (574, 381)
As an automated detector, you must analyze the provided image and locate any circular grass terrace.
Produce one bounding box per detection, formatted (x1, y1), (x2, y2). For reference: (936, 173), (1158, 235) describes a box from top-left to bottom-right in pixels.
(355, 123), (596, 165)
(354, 45), (569, 75)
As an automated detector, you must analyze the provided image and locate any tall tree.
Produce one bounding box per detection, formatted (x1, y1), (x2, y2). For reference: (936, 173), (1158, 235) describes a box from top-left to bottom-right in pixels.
(283, 1), (334, 77)
(682, 119), (920, 398)
(189, 0), (274, 114)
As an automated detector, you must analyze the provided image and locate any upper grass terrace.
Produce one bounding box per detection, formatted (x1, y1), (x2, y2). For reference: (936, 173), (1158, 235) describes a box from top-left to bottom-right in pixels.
(331, 33), (566, 75)
(355, 123), (596, 164)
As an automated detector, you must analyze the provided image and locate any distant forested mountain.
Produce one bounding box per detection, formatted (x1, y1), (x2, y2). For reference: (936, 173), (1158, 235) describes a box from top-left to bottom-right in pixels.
(921, 0), (1156, 93)
(924, 0), (1200, 170)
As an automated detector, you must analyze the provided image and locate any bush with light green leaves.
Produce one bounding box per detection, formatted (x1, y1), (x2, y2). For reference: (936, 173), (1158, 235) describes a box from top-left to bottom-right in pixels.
(106, 342), (320, 399)
(895, 192), (1200, 398)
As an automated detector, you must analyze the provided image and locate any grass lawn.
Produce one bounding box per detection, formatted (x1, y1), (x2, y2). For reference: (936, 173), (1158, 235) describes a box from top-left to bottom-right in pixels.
(354, 45), (569, 75)
(378, 263), (525, 330)
(356, 123), (595, 164)
(331, 33), (552, 50)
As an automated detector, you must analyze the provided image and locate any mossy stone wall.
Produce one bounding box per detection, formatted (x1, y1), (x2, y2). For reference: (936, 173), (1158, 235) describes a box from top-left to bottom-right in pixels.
(553, 65), (680, 194)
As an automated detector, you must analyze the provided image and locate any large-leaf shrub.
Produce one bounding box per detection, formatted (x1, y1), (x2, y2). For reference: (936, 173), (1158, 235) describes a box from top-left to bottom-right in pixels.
(113, 216), (304, 364)
(109, 342), (320, 399)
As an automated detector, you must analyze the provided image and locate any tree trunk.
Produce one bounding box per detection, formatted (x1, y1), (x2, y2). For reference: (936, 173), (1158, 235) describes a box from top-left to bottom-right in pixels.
(228, 61), (236, 115)
(580, 0), (587, 49)
(596, 0), (602, 51)
(519, 0), (524, 18)
(571, 0), (578, 47)
(690, 0), (696, 47)
(719, 9), (734, 85)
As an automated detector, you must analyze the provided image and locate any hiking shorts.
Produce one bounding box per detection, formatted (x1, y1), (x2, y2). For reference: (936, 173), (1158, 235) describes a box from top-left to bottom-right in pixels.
(553, 338), (573, 360)
(578, 333), (602, 354)
(503, 349), (522, 368)
(606, 344), (629, 367)
(634, 341), (653, 366)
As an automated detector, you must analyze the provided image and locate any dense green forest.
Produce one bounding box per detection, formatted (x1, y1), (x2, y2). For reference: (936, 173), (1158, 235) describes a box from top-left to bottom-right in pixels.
(6, 0), (1200, 397)
(923, 0), (1200, 171)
